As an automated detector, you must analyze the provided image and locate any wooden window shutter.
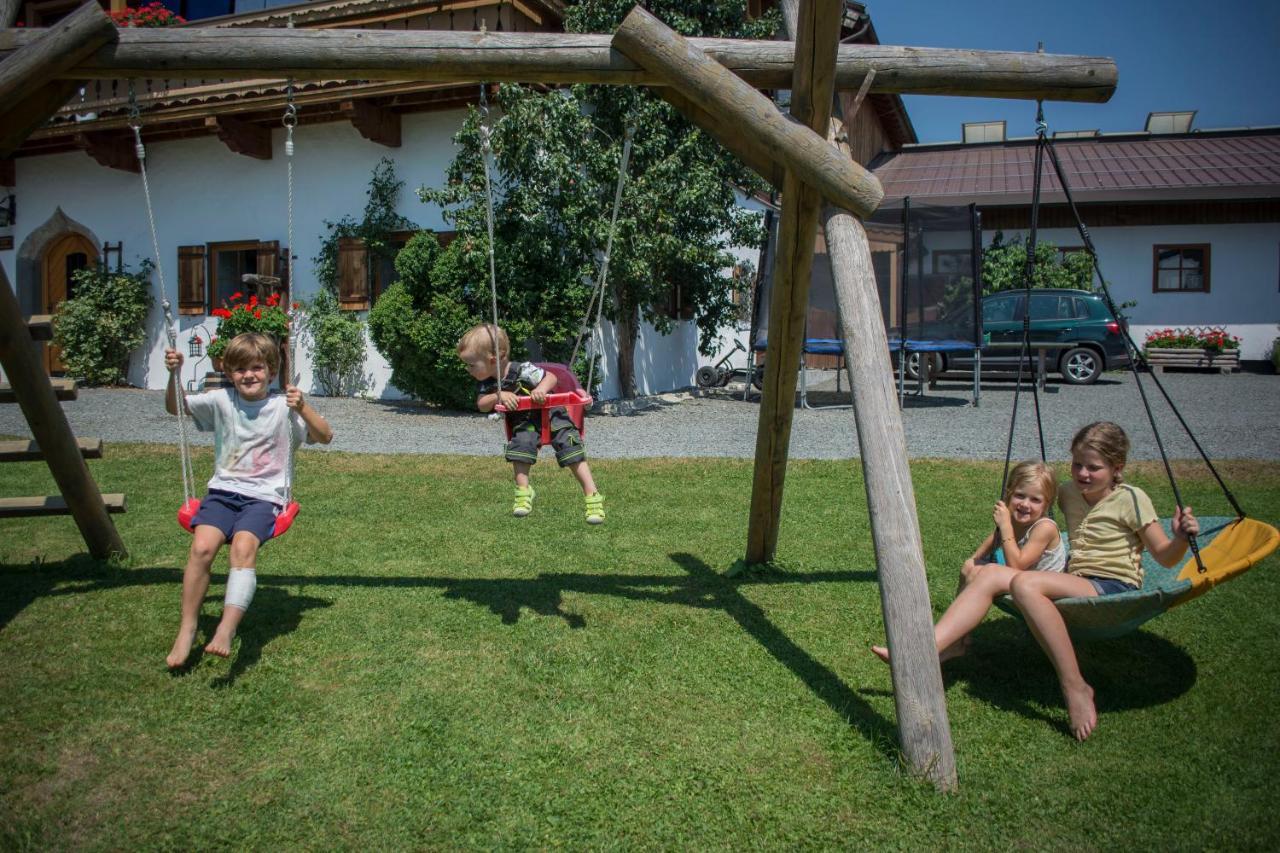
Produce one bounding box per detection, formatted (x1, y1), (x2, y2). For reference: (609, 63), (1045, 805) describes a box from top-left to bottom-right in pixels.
(337, 236), (370, 310)
(255, 240), (279, 280)
(177, 245), (206, 315)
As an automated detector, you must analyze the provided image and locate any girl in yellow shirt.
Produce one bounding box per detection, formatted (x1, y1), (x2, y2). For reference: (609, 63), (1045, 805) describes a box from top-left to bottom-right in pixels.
(1011, 421), (1199, 742)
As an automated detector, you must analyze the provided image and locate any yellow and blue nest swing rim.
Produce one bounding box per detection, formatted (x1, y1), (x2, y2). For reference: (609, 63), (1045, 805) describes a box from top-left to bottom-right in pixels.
(994, 516), (1280, 641)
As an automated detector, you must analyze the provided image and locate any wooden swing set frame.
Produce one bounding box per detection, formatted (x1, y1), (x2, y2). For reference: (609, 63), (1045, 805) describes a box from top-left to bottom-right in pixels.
(0, 0), (1118, 792)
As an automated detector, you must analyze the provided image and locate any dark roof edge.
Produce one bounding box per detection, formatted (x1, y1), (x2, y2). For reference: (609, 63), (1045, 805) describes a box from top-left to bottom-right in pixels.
(895, 125), (1280, 153)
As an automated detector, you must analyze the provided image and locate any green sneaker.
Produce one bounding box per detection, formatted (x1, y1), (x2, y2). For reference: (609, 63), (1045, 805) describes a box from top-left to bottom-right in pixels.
(513, 486), (535, 517)
(584, 492), (605, 525)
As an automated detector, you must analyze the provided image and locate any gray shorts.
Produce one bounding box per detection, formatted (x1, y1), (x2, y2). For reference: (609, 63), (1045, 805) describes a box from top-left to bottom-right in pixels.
(505, 407), (587, 468)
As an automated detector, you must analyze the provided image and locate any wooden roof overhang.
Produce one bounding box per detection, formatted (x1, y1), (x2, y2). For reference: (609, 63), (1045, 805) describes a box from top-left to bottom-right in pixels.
(8, 0), (565, 162)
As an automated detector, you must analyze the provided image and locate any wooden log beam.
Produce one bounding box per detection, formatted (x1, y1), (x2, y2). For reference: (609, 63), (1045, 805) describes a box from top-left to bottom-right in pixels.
(657, 87), (784, 190)
(0, 28), (1118, 102)
(340, 99), (402, 148)
(0, 79), (80, 158)
(740, 0), (843, 564)
(205, 115), (272, 160)
(0, 1), (115, 113)
(613, 6), (881, 219)
(0, 157), (12, 185)
(74, 131), (140, 172)
(0, 263), (126, 559)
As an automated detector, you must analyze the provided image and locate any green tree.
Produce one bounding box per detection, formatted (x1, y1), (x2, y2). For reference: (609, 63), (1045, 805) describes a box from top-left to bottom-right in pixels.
(415, 0), (775, 398)
(981, 231), (1095, 295)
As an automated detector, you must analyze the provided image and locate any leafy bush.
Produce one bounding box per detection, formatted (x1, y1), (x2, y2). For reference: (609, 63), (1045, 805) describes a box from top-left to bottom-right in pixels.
(1144, 327), (1240, 352)
(53, 261), (154, 386)
(301, 290), (369, 396)
(208, 291), (291, 360)
(981, 232), (1095, 295)
(368, 232), (535, 410)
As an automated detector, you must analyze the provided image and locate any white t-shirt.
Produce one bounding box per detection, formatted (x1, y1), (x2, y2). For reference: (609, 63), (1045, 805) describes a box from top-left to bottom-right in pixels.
(186, 389), (310, 506)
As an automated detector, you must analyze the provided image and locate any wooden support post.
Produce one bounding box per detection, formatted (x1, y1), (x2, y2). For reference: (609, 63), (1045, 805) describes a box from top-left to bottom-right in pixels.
(732, 0), (843, 564)
(0, 157), (12, 185)
(0, 29), (1118, 102)
(612, 6), (882, 219)
(74, 131), (141, 173)
(205, 115), (272, 160)
(0, 1), (115, 113)
(340, 99), (402, 148)
(1, 0), (19, 29)
(0, 264), (126, 559)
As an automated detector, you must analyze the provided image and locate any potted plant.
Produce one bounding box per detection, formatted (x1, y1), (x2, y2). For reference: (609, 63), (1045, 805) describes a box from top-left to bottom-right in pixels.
(209, 291), (293, 373)
(1143, 326), (1241, 374)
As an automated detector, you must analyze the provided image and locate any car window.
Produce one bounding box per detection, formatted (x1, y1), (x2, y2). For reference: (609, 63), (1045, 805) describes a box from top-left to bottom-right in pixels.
(1070, 297), (1092, 320)
(1028, 294), (1079, 321)
(983, 296), (1021, 323)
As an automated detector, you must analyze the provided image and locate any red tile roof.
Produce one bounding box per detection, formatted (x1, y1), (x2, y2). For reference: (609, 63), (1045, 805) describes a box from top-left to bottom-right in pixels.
(870, 130), (1280, 205)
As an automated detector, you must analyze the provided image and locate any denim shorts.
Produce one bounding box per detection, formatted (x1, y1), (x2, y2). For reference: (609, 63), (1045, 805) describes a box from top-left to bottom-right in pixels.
(191, 489), (280, 544)
(1085, 575), (1138, 596)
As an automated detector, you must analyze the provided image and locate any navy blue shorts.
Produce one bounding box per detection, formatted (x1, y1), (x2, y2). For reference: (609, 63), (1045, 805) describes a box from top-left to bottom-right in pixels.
(1085, 576), (1138, 596)
(191, 489), (280, 544)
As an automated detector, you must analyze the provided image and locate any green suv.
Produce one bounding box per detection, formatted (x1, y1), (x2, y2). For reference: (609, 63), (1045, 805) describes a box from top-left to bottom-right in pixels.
(908, 288), (1131, 386)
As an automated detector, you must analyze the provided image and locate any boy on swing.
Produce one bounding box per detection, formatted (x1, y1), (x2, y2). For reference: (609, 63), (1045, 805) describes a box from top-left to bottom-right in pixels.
(457, 323), (605, 524)
(163, 332), (333, 668)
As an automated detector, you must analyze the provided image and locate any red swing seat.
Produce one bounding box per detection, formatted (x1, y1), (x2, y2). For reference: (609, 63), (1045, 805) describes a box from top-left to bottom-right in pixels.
(177, 496), (301, 537)
(494, 362), (593, 445)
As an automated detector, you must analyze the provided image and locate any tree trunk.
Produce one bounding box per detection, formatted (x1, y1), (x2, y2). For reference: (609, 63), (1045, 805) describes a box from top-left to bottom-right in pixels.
(612, 297), (638, 400)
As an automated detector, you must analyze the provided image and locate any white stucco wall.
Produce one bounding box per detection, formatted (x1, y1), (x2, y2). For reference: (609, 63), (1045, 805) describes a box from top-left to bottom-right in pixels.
(987, 223), (1280, 360)
(1, 110), (762, 399)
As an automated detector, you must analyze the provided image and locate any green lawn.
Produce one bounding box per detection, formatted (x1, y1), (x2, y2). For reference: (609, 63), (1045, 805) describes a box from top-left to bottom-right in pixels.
(1, 444), (1278, 848)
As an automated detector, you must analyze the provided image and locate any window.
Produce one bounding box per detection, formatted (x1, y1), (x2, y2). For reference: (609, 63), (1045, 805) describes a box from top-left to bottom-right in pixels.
(982, 295), (1022, 323)
(25, 0), (81, 26)
(1153, 244), (1210, 293)
(931, 250), (972, 276)
(180, 240), (283, 314)
(338, 230), (454, 311)
(1029, 293), (1089, 321)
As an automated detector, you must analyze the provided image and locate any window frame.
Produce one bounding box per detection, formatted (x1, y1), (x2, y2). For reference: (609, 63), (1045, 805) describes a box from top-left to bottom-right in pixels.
(1152, 243), (1211, 294)
(206, 239), (265, 312)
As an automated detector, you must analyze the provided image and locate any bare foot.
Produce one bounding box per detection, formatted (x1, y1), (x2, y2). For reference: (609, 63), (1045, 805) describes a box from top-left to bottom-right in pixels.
(166, 625), (198, 669)
(870, 645), (889, 664)
(204, 625), (236, 658)
(939, 636), (972, 663)
(1064, 683), (1097, 741)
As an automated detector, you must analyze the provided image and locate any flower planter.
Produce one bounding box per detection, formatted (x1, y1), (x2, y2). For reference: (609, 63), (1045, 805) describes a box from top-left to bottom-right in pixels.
(1144, 347), (1239, 374)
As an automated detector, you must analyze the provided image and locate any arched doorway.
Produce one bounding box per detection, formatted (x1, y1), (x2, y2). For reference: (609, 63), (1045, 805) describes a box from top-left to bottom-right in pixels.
(41, 232), (99, 373)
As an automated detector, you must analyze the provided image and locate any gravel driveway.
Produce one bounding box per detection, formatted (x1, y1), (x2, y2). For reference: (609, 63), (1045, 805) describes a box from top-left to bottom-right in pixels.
(4, 368), (1277, 462)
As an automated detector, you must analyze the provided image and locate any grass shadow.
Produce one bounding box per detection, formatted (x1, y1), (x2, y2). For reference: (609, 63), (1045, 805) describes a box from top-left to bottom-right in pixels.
(938, 618), (1198, 735)
(211, 587), (333, 688)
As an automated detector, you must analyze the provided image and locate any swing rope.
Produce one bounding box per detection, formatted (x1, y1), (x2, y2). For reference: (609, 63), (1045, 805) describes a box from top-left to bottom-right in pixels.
(477, 84), (504, 380)
(998, 102), (1051, 503)
(282, 67), (299, 506)
(129, 82), (195, 506)
(570, 124), (635, 394)
(1013, 106), (1229, 573)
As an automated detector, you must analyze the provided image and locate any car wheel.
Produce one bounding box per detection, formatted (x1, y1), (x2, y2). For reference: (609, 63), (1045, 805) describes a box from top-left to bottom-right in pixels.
(1060, 347), (1102, 385)
(904, 352), (943, 381)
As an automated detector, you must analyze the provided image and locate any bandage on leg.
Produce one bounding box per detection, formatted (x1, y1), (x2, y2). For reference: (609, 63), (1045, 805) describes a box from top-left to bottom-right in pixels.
(224, 567), (257, 611)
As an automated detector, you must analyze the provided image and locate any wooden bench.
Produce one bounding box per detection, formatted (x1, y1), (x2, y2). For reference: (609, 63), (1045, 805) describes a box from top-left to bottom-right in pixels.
(0, 378), (77, 402)
(0, 437), (102, 462)
(0, 493), (126, 519)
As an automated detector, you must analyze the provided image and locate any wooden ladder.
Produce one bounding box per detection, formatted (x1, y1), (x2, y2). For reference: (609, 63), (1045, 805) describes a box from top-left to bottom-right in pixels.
(0, 288), (127, 558)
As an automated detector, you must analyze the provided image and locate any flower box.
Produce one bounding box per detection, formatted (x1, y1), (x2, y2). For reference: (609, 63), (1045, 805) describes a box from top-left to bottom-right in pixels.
(1144, 347), (1239, 374)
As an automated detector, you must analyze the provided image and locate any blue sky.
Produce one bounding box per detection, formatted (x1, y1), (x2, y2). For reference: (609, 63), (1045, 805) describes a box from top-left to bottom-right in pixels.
(867, 0), (1280, 143)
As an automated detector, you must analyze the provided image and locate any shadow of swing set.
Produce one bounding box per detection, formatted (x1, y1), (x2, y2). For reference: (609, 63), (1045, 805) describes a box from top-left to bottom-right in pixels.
(1, 2), (1275, 791)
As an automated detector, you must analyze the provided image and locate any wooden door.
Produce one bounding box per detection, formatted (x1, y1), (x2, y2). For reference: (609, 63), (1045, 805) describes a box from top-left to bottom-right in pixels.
(41, 232), (99, 373)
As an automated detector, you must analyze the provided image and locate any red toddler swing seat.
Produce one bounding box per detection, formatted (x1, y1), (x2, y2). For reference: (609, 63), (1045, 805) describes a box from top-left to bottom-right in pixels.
(178, 497), (300, 538)
(494, 363), (593, 445)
